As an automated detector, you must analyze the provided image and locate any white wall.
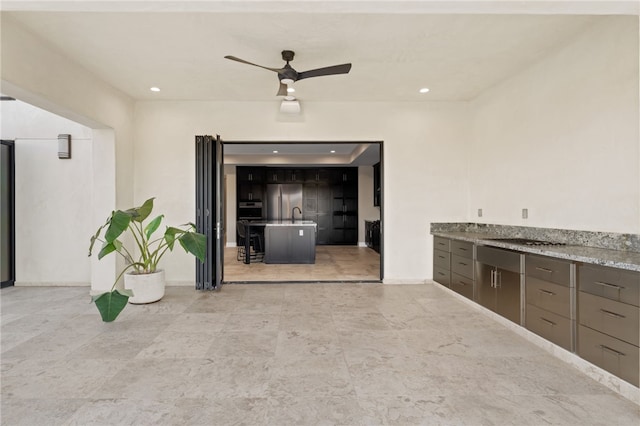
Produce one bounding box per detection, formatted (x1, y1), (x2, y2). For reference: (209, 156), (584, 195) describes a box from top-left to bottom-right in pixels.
(2, 15), (136, 290)
(133, 101), (470, 283)
(1, 101), (93, 285)
(468, 17), (639, 233)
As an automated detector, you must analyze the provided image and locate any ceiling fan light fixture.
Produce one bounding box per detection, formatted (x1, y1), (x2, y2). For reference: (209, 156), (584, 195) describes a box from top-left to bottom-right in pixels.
(281, 78), (294, 85)
(287, 87), (295, 93)
(284, 95), (296, 101)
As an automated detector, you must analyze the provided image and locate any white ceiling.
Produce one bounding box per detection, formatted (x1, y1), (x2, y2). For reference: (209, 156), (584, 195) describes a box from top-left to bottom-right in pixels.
(3, 6), (604, 102)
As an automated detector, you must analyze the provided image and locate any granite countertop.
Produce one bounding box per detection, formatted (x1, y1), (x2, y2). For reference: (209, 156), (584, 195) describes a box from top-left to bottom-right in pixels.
(432, 230), (640, 272)
(259, 220), (317, 226)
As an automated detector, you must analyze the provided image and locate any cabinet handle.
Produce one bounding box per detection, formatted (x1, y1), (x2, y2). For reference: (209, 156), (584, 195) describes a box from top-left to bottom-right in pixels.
(599, 345), (625, 357)
(593, 281), (624, 291)
(538, 317), (556, 326)
(599, 309), (626, 319)
(458, 262), (467, 266)
(437, 272), (445, 277)
(458, 247), (467, 251)
(535, 267), (554, 274)
(457, 280), (468, 286)
(438, 255), (446, 259)
(538, 289), (555, 296)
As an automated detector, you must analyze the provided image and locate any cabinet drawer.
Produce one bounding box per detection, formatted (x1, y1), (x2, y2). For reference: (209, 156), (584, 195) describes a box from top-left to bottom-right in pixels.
(526, 255), (571, 286)
(579, 291), (639, 346)
(433, 249), (450, 269)
(433, 236), (451, 252)
(578, 264), (639, 307)
(578, 325), (639, 387)
(451, 254), (473, 279)
(451, 240), (473, 259)
(450, 272), (474, 299)
(433, 266), (450, 287)
(526, 277), (571, 318)
(526, 304), (572, 351)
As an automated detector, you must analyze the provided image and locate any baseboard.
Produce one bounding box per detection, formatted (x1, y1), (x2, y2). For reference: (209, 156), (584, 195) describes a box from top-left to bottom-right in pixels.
(15, 281), (90, 287)
(382, 278), (428, 285)
(358, 242), (367, 247)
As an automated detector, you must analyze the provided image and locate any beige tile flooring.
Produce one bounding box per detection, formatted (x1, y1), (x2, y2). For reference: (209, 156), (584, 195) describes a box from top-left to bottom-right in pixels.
(2, 283), (639, 425)
(224, 245), (381, 282)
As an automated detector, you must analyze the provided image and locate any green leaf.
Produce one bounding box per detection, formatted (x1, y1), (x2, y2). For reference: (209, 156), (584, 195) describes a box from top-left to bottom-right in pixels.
(92, 290), (131, 322)
(145, 215), (163, 240)
(164, 227), (181, 250)
(98, 241), (117, 259)
(88, 226), (104, 256)
(104, 210), (131, 243)
(178, 232), (207, 263)
(127, 198), (154, 223)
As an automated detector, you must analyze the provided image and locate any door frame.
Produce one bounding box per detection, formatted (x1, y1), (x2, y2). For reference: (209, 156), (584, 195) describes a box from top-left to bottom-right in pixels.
(222, 140), (384, 283)
(1, 140), (15, 288)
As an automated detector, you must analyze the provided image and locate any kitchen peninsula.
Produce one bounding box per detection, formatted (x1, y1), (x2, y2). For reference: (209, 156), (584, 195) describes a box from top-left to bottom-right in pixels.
(243, 220), (317, 264)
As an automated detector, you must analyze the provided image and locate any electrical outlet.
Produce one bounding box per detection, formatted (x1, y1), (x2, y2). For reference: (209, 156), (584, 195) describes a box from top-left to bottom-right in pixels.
(299, 230), (304, 236)
(522, 208), (528, 219)
(477, 208), (483, 217)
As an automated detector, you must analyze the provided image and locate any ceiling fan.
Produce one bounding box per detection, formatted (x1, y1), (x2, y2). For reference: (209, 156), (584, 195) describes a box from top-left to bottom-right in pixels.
(224, 50), (352, 96)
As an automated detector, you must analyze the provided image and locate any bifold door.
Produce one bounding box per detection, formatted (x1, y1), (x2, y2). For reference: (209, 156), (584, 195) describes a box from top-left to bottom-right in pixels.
(195, 135), (224, 289)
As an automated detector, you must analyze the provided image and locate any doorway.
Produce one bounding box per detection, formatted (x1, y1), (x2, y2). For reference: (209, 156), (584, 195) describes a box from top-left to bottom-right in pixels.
(1, 140), (15, 288)
(222, 141), (383, 283)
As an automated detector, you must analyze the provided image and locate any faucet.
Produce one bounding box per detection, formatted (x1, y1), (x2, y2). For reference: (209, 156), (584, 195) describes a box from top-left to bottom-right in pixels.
(292, 206), (302, 221)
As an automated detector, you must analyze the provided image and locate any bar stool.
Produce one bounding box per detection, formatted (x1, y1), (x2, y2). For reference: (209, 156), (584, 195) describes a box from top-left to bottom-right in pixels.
(237, 220), (264, 262)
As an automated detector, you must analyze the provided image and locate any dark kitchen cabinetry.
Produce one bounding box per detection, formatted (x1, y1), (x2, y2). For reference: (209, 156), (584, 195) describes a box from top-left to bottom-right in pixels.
(237, 167), (264, 202)
(577, 264), (639, 386)
(331, 168), (358, 244)
(433, 237), (451, 288)
(303, 182), (331, 244)
(237, 166), (358, 245)
(265, 168), (305, 183)
(365, 220), (380, 253)
(525, 254), (574, 351)
(476, 245), (522, 324)
(450, 240), (474, 299)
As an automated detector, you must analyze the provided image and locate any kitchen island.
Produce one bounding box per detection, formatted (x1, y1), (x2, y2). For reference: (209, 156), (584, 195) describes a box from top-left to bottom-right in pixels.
(243, 220), (317, 264)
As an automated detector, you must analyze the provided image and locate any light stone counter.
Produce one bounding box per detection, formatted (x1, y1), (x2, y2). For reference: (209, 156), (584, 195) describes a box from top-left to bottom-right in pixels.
(431, 225), (640, 272)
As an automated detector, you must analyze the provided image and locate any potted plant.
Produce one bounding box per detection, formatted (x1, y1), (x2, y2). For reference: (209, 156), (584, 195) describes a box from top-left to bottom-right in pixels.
(88, 197), (206, 322)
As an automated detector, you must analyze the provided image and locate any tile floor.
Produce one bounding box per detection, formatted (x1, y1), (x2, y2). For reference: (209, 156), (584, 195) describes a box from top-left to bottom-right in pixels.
(224, 246), (381, 282)
(1, 283), (639, 425)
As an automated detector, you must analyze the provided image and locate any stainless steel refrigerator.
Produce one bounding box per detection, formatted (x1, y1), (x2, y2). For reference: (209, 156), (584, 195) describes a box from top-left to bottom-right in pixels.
(266, 184), (303, 220)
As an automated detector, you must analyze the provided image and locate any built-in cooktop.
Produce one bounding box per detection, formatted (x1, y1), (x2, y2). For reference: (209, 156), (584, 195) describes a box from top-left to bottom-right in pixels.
(488, 238), (566, 247)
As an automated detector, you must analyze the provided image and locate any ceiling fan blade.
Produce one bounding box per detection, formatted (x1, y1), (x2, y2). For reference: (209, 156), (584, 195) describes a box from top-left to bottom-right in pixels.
(297, 63), (352, 81)
(277, 82), (288, 96)
(224, 55), (283, 73)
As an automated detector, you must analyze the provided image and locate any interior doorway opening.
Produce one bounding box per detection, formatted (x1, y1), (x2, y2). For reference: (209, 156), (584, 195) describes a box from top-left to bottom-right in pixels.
(222, 141), (383, 283)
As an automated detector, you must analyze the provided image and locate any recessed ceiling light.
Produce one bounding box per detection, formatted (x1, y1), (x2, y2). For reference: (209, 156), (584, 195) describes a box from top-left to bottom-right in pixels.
(273, 150), (279, 154)
(419, 87), (430, 94)
(287, 87), (295, 93)
(330, 150), (336, 153)
(150, 87), (161, 92)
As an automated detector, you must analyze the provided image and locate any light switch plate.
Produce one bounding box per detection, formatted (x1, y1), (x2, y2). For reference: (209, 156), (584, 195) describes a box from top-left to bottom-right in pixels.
(477, 208), (483, 217)
(299, 230), (304, 236)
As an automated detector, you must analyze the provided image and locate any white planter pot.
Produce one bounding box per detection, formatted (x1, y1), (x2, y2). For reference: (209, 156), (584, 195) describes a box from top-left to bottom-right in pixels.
(124, 270), (165, 304)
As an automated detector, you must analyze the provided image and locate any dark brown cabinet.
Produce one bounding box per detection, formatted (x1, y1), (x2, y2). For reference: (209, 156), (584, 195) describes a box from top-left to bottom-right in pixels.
(237, 166), (358, 245)
(331, 168), (358, 244)
(577, 264), (639, 386)
(525, 254), (574, 351)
